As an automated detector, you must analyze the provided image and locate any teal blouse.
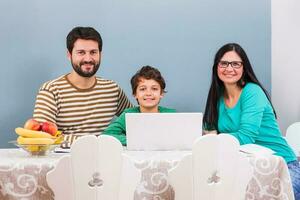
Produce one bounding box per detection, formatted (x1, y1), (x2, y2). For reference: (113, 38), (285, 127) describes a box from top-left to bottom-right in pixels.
(218, 83), (296, 163)
(103, 106), (176, 145)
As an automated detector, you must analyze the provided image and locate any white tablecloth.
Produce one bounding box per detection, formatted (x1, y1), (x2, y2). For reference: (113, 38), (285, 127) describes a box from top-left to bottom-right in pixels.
(0, 149), (294, 200)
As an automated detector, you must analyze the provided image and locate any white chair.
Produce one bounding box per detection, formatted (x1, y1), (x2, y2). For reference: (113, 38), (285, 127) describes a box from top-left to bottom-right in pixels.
(285, 122), (300, 157)
(169, 134), (252, 200)
(47, 135), (140, 200)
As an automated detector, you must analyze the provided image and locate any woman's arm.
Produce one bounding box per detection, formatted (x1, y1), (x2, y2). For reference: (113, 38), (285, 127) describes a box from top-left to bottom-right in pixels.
(229, 85), (268, 144)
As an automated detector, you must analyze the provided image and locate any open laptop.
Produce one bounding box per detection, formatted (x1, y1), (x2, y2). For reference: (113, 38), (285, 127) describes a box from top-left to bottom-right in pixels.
(126, 113), (202, 150)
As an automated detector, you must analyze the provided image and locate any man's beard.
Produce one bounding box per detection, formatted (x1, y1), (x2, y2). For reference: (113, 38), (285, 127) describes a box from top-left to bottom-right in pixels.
(71, 60), (100, 78)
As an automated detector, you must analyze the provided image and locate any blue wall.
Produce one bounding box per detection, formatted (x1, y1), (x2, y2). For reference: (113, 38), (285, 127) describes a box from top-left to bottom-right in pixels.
(0, 0), (271, 148)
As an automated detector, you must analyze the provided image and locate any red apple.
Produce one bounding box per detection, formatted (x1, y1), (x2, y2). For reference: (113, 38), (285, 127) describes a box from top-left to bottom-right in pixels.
(41, 121), (58, 136)
(24, 119), (41, 131)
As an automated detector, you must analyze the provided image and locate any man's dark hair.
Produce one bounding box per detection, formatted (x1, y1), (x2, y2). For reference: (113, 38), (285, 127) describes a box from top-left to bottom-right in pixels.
(66, 26), (102, 53)
(131, 65), (166, 95)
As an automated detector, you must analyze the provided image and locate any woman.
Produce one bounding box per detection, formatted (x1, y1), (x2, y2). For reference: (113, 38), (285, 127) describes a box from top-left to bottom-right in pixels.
(203, 43), (299, 199)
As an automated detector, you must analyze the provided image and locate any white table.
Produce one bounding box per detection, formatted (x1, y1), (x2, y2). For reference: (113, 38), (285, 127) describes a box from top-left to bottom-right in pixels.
(0, 149), (60, 199)
(0, 149), (294, 200)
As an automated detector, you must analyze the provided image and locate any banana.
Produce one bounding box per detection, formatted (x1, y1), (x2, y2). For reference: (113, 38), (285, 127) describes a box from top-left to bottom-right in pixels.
(26, 145), (40, 152)
(17, 136), (55, 145)
(53, 135), (64, 144)
(53, 130), (62, 137)
(15, 127), (55, 139)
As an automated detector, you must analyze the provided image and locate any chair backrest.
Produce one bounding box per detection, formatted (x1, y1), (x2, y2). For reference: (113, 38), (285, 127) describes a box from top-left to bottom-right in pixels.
(47, 135), (140, 200)
(285, 122), (300, 156)
(169, 134), (252, 200)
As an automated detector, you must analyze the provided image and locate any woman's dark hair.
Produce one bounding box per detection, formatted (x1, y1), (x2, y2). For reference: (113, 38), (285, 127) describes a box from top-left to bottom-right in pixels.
(203, 43), (276, 131)
(66, 26), (103, 53)
(130, 65), (166, 95)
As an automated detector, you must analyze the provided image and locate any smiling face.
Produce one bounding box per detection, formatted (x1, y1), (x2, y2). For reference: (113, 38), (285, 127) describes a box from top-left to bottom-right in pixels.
(68, 39), (101, 78)
(217, 51), (244, 86)
(134, 78), (164, 112)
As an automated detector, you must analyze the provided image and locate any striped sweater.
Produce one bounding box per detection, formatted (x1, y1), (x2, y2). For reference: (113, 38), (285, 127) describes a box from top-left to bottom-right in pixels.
(33, 74), (132, 147)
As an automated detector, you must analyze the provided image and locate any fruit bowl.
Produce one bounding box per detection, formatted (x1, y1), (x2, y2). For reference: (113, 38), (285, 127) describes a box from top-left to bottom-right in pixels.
(10, 141), (60, 156)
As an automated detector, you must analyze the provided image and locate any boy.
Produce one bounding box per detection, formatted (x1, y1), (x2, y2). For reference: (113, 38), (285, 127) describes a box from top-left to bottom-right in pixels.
(103, 65), (175, 145)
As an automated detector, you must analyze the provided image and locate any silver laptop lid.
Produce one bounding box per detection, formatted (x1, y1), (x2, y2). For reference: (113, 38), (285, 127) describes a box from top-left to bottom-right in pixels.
(126, 113), (202, 150)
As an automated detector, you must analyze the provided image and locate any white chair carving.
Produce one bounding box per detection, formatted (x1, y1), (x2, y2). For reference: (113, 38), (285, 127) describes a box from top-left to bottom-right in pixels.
(47, 135), (140, 200)
(285, 122), (300, 157)
(169, 134), (252, 200)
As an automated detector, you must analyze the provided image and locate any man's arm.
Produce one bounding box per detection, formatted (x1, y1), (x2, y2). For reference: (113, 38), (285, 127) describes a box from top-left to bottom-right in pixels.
(115, 87), (133, 116)
(33, 88), (58, 123)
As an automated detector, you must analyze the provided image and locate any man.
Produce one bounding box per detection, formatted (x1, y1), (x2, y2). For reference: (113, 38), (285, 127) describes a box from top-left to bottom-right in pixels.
(33, 26), (132, 147)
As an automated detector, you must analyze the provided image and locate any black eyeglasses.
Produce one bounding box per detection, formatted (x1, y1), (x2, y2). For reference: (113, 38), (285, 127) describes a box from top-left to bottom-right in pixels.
(218, 61), (243, 69)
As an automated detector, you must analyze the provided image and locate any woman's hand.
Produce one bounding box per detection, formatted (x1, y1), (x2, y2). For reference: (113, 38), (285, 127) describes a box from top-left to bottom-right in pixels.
(202, 130), (217, 135)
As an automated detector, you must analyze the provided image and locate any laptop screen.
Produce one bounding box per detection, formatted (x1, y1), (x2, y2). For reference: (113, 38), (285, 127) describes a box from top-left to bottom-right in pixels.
(126, 113), (203, 150)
